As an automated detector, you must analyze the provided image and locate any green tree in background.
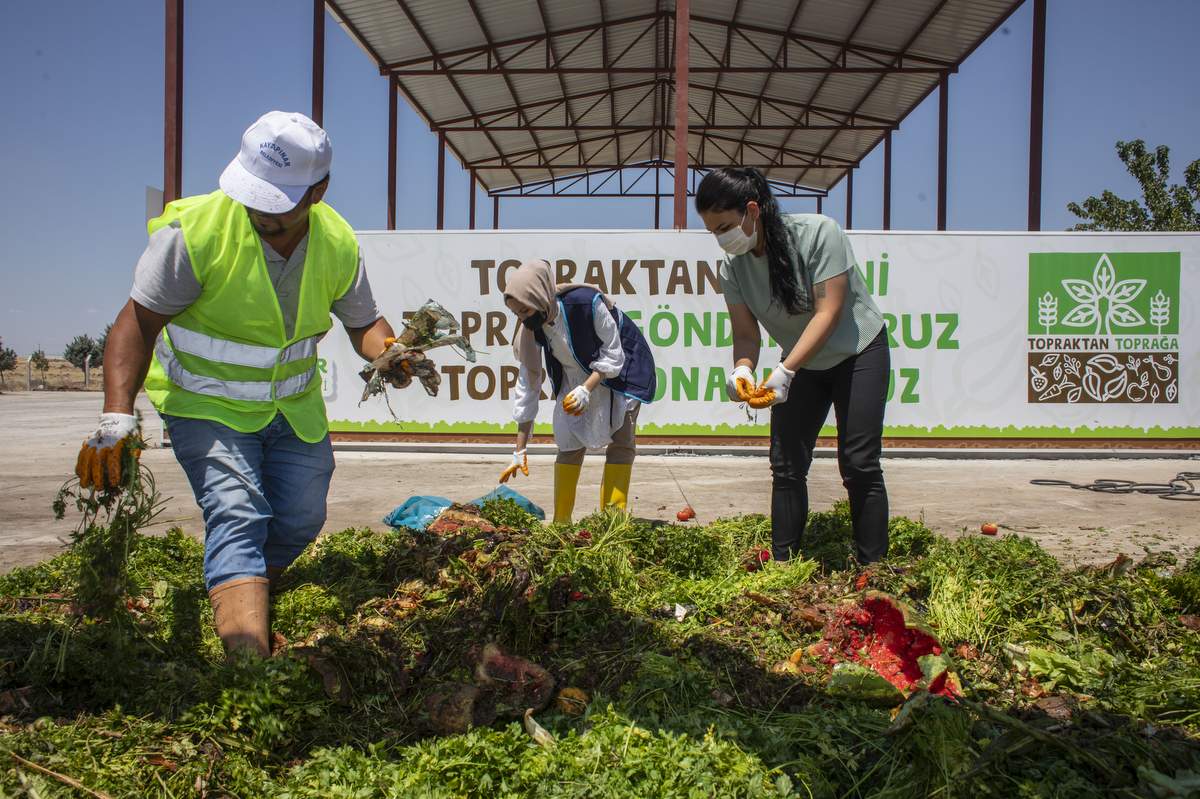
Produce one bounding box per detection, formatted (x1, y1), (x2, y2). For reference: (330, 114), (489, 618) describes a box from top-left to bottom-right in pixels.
(0, 339), (17, 389)
(64, 334), (102, 376)
(1068, 139), (1200, 231)
(30, 349), (50, 384)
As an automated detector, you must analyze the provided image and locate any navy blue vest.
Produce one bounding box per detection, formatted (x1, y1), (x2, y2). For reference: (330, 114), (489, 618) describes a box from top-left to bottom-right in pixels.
(540, 286), (657, 404)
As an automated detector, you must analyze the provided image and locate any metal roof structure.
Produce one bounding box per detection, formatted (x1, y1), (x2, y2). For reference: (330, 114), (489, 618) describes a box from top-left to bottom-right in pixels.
(330, 0), (1017, 193)
(161, 0), (1050, 230)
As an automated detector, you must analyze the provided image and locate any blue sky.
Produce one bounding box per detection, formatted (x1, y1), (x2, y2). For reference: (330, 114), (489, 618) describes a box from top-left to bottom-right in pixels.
(2, 0), (1198, 355)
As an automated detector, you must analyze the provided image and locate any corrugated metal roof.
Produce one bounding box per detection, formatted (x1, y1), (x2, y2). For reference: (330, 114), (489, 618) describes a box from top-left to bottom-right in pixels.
(327, 0), (1022, 193)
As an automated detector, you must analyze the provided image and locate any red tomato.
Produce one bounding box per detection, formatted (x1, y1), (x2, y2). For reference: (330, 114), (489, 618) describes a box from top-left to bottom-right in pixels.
(677, 506), (696, 521)
(746, 549), (770, 572)
(981, 522), (999, 536)
(569, 591), (585, 602)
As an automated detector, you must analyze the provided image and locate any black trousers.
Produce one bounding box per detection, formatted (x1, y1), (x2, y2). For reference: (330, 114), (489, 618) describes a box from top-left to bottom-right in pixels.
(769, 330), (890, 564)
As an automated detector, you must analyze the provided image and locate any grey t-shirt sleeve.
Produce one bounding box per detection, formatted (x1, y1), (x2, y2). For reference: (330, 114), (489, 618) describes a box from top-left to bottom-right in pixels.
(130, 223), (202, 315)
(331, 250), (383, 330)
(718, 258), (745, 304)
(807, 215), (856, 284)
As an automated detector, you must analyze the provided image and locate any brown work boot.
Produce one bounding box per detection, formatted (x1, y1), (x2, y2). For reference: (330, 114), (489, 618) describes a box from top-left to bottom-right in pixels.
(209, 576), (270, 658)
(266, 565), (287, 593)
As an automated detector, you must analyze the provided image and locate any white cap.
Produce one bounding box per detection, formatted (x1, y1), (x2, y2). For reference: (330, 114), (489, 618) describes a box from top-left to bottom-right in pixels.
(219, 111), (332, 213)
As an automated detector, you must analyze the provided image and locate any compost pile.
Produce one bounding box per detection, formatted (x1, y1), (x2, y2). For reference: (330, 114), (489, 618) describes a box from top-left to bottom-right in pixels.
(2, 501), (1199, 798)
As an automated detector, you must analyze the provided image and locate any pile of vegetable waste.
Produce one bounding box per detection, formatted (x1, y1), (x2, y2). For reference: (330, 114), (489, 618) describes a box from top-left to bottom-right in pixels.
(2, 500), (1199, 798)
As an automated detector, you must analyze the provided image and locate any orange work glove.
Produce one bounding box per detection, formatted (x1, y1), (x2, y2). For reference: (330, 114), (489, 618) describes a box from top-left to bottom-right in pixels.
(726, 364), (756, 402)
(499, 449), (529, 483)
(75, 413), (139, 490)
(561, 386), (590, 416)
(748, 363), (795, 409)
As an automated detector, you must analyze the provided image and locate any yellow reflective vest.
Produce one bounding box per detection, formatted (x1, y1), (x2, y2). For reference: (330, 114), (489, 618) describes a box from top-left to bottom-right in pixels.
(143, 190), (358, 442)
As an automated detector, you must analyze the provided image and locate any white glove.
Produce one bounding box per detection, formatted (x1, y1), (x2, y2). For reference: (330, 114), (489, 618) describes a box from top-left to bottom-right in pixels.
(499, 449), (528, 483)
(726, 364), (755, 402)
(562, 385), (591, 416)
(90, 413), (138, 449)
(756, 364), (795, 407)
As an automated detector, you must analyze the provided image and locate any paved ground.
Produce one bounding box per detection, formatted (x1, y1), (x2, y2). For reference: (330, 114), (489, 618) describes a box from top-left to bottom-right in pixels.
(2, 392), (1197, 573)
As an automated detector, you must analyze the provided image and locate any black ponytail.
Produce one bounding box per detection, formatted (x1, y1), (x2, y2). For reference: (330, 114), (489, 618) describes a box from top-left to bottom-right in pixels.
(695, 167), (811, 314)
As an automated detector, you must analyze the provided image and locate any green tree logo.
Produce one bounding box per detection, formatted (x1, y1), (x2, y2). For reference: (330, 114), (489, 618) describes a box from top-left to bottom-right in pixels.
(1028, 252), (1180, 336)
(1058, 254), (1145, 335)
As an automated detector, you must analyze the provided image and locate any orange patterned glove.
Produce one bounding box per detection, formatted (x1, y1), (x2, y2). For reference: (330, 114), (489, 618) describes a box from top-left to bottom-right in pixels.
(562, 386), (591, 416)
(499, 450), (529, 483)
(726, 365), (756, 402)
(76, 413), (139, 490)
(750, 363), (794, 409)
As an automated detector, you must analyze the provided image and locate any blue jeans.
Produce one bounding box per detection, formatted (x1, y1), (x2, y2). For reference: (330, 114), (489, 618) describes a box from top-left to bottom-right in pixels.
(164, 413), (335, 591)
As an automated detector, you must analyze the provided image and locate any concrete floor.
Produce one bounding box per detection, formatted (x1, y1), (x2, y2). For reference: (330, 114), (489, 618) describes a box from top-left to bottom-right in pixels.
(2, 392), (1197, 573)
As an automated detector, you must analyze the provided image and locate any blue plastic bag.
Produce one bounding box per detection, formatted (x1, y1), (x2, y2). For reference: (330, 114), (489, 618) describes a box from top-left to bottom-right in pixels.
(383, 486), (545, 530)
(382, 495), (452, 530)
(468, 485), (546, 520)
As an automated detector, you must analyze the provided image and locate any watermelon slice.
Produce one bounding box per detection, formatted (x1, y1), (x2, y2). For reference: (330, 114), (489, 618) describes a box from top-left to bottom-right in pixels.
(809, 591), (961, 702)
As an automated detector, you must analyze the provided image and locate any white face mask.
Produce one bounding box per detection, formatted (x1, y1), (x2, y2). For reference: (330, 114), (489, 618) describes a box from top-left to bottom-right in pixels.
(715, 211), (757, 256)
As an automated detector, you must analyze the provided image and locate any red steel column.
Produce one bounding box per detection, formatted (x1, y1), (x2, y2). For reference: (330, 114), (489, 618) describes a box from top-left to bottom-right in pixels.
(882, 130), (892, 230)
(1028, 0), (1046, 231)
(311, 0), (324, 125)
(845, 168), (854, 229)
(936, 73), (948, 231)
(436, 132), (446, 230)
(164, 0), (183, 203)
(469, 170), (476, 230)
(672, 0), (690, 229)
(387, 78), (397, 230)
(654, 166), (661, 229)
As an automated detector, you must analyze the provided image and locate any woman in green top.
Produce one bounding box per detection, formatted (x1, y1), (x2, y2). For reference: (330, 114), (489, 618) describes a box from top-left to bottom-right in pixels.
(696, 167), (890, 564)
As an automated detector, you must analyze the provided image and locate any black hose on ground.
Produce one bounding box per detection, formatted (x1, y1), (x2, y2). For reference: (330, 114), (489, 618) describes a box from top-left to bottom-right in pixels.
(1031, 472), (1200, 500)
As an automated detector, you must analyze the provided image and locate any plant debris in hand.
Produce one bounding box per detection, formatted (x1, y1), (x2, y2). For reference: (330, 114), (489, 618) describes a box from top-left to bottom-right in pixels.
(359, 299), (477, 410)
(53, 419), (165, 621)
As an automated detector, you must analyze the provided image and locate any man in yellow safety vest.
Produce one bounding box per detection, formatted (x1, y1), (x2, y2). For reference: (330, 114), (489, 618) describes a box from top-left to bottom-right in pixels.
(77, 111), (396, 656)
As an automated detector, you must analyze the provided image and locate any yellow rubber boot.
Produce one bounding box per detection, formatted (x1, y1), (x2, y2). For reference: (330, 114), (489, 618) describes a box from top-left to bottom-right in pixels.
(554, 463), (582, 524)
(600, 463), (633, 512)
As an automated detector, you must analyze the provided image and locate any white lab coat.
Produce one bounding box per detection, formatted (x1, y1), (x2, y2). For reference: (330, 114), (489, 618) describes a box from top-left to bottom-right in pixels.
(512, 302), (638, 451)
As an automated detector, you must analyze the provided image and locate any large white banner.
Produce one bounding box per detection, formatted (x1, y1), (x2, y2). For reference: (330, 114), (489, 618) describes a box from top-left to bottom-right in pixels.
(318, 229), (1199, 440)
